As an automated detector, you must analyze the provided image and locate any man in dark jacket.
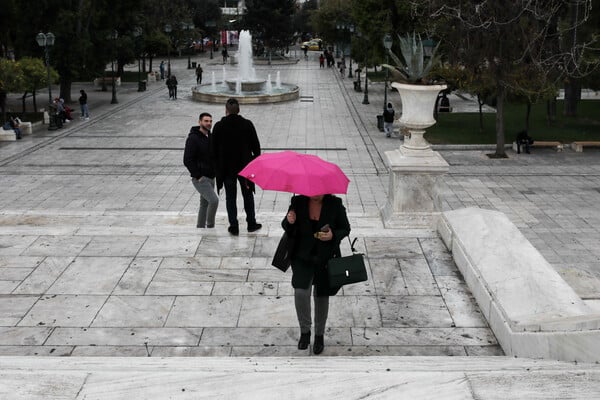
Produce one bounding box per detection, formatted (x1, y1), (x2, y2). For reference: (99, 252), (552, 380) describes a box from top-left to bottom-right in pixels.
(183, 112), (219, 228)
(211, 98), (261, 235)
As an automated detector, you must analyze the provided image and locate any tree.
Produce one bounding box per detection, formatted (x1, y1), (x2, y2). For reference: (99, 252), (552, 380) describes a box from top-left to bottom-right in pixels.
(0, 59), (23, 121)
(312, 0), (353, 47)
(562, 1), (600, 116)
(18, 57), (59, 114)
(244, 0), (297, 58)
(415, 0), (598, 158)
(293, 0), (318, 38)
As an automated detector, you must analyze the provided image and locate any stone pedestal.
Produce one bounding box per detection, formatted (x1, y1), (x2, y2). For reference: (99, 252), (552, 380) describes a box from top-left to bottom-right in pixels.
(382, 147), (449, 228)
(381, 82), (449, 228)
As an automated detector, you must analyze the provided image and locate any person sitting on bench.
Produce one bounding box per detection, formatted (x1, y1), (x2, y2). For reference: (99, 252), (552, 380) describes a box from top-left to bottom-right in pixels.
(439, 92), (450, 112)
(516, 130), (534, 154)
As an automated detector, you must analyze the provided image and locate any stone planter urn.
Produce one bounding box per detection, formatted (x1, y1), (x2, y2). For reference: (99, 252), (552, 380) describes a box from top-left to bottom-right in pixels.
(394, 82), (447, 154)
(382, 82), (450, 227)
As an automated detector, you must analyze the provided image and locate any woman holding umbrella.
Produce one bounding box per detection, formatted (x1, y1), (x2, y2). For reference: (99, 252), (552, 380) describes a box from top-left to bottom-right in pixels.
(282, 194), (350, 354)
(239, 150), (351, 354)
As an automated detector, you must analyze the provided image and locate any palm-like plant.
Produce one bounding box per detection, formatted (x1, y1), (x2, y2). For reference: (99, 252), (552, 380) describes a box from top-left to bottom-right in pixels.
(382, 32), (441, 84)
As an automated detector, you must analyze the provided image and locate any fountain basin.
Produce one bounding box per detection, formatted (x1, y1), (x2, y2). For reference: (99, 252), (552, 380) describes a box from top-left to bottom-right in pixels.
(225, 79), (266, 92)
(192, 82), (300, 104)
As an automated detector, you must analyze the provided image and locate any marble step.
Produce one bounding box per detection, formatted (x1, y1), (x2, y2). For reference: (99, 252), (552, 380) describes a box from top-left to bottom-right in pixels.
(1, 356), (599, 399)
(0, 210), (438, 238)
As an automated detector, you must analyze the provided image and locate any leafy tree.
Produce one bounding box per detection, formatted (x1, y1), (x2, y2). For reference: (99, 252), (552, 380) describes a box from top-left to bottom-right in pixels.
(18, 57), (59, 113)
(243, 0), (297, 57)
(562, 1), (600, 116)
(0, 59), (23, 121)
(311, 0), (352, 48)
(293, 0), (319, 38)
(415, 0), (598, 158)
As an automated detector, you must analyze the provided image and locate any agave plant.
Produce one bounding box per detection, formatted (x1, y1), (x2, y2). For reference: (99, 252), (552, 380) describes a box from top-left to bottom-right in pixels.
(382, 32), (441, 84)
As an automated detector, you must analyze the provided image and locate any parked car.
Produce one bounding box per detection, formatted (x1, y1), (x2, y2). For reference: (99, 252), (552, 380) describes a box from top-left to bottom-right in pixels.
(301, 39), (322, 51)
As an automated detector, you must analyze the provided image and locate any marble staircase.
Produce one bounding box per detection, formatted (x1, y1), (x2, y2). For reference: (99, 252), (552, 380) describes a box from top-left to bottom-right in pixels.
(1, 356), (600, 399)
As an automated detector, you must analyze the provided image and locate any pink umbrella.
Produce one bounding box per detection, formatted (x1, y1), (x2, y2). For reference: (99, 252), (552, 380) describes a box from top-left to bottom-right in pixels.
(239, 150), (350, 196)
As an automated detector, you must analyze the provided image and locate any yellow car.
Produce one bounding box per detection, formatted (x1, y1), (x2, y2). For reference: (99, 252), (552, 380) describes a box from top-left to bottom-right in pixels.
(301, 39), (322, 51)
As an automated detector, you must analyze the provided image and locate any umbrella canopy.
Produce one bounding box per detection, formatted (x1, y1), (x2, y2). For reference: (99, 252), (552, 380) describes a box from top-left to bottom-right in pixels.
(239, 151), (349, 196)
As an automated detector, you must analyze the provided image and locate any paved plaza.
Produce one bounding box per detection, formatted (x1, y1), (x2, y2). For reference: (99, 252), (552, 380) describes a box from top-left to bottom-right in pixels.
(0, 50), (600, 396)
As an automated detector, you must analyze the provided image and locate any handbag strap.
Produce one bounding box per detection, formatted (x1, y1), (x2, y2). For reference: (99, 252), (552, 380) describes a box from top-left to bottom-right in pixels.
(347, 236), (358, 253)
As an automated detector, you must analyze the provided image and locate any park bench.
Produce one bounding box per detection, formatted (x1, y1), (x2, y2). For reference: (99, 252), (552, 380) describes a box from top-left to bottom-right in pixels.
(93, 77), (121, 87)
(0, 125), (16, 141)
(571, 141), (600, 152)
(512, 140), (563, 152)
(0, 120), (31, 141)
(439, 207), (600, 362)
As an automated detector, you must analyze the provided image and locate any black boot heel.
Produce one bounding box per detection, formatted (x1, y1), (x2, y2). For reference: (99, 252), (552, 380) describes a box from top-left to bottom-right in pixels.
(298, 331), (310, 350)
(313, 335), (324, 354)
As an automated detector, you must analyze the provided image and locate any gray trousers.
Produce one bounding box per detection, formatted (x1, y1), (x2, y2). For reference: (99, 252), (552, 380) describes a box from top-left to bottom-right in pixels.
(384, 121), (394, 135)
(191, 177), (219, 228)
(294, 284), (329, 336)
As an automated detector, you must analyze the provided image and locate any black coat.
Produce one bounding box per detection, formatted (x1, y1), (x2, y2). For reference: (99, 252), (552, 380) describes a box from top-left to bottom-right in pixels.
(183, 127), (215, 179)
(282, 195), (351, 296)
(211, 113), (261, 185)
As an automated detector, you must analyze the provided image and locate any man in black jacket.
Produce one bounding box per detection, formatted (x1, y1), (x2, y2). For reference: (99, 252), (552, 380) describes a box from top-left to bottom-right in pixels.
(183, 112), (219, 228)
(211, 98), (262, 236)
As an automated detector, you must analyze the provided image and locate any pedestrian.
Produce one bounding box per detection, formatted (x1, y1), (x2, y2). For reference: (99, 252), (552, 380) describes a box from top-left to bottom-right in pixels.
(171, 75), (178, 99)
(159, 61), (165, 80)
(183, 112), (219, 228)
(319, 54), (325, 68)
(516, 130), (534, 154)
(5, 115), (22, 139)
(196, 64), (203, 84)
(166, 76), (178, 99)
(166, 76), (173, 99)
(211, 98), (262, 236)
(383, 102), (395, 138)
(56, 98), (68, 124)
(79, 90), (89, 120)
(222, 47), (228, 64)
(339, 55), (346, 77)
(281, 194), (351, 354)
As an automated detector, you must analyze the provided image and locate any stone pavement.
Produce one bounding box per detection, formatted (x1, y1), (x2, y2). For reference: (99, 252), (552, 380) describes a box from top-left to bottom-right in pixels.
(0, 50), (599, 397)
(0, 53), (500, 358)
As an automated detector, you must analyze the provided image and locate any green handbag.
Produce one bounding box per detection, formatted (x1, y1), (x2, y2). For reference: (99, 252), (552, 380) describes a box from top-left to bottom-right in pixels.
(327, 237), (367, 288)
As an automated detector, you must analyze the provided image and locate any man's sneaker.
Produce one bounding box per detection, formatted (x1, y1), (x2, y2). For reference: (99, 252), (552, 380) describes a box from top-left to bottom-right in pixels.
(228, 226), (239, 236)
(247, 223), (262, 232)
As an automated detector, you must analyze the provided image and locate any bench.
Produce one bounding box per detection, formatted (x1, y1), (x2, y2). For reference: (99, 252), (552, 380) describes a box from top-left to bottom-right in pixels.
(571, 141), (600, 152)
(512, 140), (563, 152)
(0, 126), (16, 141)
(19, 121), (32, 135)
(438, 208), (600, 362)
(93, 77), (121, 87)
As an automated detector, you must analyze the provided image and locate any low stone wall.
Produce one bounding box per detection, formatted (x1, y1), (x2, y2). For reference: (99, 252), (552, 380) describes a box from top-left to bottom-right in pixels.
(438, 207), (600, 362)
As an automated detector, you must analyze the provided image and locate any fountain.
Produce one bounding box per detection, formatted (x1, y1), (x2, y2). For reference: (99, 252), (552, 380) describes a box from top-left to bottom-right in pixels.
(192, 30), (299, 104)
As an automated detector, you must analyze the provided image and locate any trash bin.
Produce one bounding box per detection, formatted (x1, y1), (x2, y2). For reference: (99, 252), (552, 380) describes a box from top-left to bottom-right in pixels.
(353, 81), (362, 92)
(191, 62), (197, 68)
(377, 115), (384, 132)
(138, 80), (147, 92)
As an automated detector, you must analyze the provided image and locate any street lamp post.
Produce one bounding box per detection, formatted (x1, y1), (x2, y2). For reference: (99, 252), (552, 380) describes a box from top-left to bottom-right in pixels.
(206, 20), (216, 60)
(362, 50), (369, 104)
(183, 22), (194, 69)
(110, 30), (118, 104)
(347, 24), (354, 78)
(36, 32), (58, 131)
(133, 27), (145, 92)
(383, 34), (393, 112)
(336, 22), (354, 74)
(164, 24), (172, 77)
